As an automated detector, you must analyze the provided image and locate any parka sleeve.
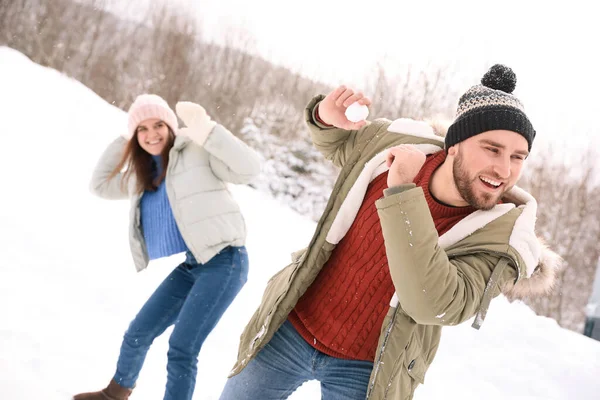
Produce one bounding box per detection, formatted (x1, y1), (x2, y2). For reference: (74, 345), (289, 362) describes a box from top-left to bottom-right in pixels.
(89, 137), (130, 200)
(305, 95), (391, 168)
(203, 124), (261, 184)
(375, 186), (518, 326)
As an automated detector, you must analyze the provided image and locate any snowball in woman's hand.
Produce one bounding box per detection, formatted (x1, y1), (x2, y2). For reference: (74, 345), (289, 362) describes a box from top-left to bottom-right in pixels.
(345, 102), (369, 122)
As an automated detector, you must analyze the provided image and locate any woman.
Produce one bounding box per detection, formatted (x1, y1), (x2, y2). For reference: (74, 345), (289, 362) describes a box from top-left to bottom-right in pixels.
(74, 94), (261, 400)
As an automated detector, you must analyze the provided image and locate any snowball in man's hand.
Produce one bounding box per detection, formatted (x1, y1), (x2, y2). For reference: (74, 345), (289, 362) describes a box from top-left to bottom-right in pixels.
(345, 102), (369, 123)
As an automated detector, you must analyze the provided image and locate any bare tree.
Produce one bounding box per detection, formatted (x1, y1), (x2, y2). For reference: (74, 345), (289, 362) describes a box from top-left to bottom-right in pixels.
(519, 144), (600, 331)
(142, 1), (198, 106)
(365, 59), (459, 121)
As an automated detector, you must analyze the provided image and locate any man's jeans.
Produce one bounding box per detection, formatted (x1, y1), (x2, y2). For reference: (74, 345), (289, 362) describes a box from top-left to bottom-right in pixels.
(220, 320), (374, 400)
(113, 246), (249, 400)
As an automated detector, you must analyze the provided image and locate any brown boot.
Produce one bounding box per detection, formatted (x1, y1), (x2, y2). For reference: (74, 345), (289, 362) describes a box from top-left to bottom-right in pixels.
(73, 379), (133, 400)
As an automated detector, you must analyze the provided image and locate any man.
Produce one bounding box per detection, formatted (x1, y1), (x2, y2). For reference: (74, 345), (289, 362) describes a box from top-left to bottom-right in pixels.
(220, 64), (562, 400)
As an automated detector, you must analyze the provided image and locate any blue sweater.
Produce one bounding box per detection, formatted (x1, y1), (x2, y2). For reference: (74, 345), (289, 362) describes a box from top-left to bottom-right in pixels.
(140, 156), (188, 260)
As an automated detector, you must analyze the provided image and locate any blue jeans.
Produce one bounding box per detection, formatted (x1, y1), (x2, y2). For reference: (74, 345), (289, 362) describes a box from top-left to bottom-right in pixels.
(113, 246), (249, 400)
(219, 320), (374, 400)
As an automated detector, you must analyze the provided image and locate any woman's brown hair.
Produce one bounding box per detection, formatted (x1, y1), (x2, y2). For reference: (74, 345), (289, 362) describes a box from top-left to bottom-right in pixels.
(108, 125), (176, 194)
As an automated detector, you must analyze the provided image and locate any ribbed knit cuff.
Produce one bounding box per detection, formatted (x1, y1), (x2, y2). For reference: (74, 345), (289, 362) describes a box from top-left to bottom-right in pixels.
(383, 183), (416, 197)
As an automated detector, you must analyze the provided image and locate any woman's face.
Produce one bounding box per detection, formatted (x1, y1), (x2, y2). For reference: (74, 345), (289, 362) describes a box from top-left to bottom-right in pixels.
(136, 119), (170, 155)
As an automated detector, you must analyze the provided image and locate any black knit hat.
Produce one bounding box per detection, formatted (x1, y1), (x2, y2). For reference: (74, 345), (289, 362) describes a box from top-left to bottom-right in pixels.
(445, 64), (536, 151)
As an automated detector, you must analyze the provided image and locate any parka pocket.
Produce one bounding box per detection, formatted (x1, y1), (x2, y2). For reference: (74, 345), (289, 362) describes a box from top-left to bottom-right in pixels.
(404, 351), (426, 384)
(402, 339), (426, 398)
(385, 335), (426, 400)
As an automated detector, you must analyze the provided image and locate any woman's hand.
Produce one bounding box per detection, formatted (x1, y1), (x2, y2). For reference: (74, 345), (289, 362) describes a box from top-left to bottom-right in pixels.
(176, 101), (217, 145)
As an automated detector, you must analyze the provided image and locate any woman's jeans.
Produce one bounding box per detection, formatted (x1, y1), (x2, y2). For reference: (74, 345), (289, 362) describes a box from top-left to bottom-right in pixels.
(113, 246), (249, 400)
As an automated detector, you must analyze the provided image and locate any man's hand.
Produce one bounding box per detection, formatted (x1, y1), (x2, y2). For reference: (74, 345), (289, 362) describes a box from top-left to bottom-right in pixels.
(386, 145), (427, 187)
(317, 85), (371, 130)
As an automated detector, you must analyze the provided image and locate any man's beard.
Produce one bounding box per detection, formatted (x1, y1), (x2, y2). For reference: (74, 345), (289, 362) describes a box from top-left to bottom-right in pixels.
(453, 151), (507, 210)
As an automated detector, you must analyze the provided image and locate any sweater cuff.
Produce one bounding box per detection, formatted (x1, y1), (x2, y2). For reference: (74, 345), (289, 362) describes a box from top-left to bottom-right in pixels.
(311, 100), (336, 130)
(383, 183), (417, 197)
(376, 185), (425, 210)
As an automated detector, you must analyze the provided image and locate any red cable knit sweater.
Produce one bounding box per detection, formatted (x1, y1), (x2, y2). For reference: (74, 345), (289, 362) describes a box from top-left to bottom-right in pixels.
(288, 150), (475, 361)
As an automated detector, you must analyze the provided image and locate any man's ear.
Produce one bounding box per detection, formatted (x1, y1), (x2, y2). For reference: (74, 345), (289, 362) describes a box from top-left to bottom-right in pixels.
(447, 144), (458, 156)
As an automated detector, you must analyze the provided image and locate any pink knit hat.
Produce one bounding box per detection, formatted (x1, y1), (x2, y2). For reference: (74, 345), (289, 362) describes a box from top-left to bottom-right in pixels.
(126, 94), (178, 139)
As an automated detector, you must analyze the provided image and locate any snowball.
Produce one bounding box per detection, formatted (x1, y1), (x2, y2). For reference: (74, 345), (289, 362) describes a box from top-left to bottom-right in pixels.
(345, 102), (369, 122)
